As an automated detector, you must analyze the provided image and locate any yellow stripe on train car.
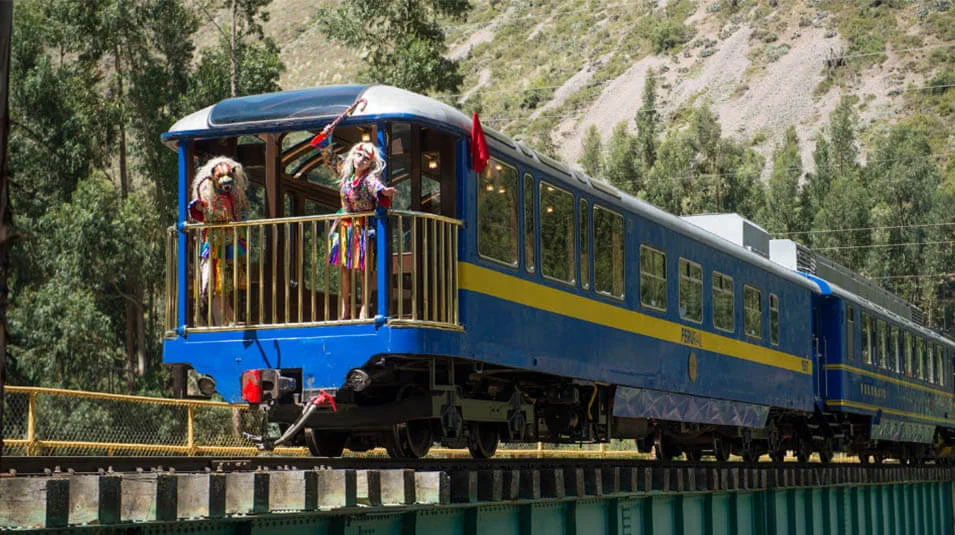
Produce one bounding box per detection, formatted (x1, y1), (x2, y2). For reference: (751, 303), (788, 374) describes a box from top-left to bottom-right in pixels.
(825, 399), (954, 425)
(459, 262), (812, 375)
(825, 363), (954, 399)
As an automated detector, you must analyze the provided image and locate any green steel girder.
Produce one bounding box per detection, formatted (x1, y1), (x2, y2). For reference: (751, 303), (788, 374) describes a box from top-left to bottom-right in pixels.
(9, 482), (953, 535)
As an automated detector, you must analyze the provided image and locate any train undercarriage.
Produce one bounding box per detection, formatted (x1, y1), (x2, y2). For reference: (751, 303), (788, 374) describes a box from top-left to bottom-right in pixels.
(241, 356), (951, 464)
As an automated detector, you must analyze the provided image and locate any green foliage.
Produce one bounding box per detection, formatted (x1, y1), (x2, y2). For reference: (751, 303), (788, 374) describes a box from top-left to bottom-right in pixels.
(635, 71), (660, 172)
(184, 36), (285, 111)
(757, 126), (804, 237)
(864, 124), (940, 302)
(603, 122), (640, 194)
(578, 124), (603, 177)
(10, 177), (162, 390)
(7, 0), (282, 395)
(812, 175), (871, 272)
(318, 0), (469, 94)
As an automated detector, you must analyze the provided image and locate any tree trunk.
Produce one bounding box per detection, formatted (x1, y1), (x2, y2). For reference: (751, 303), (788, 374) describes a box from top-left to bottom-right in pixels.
(115, 45), (129, 200)
(230, 0), (238, 97)
(136, 281), (145, 377)
(0, 0), (11, 462)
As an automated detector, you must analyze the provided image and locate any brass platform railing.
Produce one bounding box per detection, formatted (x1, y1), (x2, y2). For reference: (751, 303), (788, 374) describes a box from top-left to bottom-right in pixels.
(165, 210), (462, 335)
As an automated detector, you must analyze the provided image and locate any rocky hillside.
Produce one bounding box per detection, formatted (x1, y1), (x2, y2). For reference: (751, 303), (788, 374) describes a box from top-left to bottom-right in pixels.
(215, 0), (955, 175)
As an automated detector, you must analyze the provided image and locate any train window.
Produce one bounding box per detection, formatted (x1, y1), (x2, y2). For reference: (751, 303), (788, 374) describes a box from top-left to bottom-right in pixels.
(916, 338), (925, 381)
(938, 348), (945, 386)
(890, 325), (900, 373)
(927, 344), (935, 384)
(712, 271), (734, 333)
(770, 294), (780, 346)
(904, 331), (913, 377)
(594, 206), (625, 299)
(477, 159), (519, 267)
(640, 245), (666, 311)
(678, 258), (703, 323)
(877, 319), (887, 369)
(743, 285), (762, 340)
(539, 181), (575, 284)
(861, 313), (872, 365)
(523, 173), (536, 273)
(847, 307), (855, 361)
(579, 199), (590, 290)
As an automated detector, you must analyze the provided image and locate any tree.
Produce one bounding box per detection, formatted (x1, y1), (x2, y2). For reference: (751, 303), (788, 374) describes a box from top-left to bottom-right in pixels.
(318, 0), (470, 94)
(758, 126), (804, 237)
(644, 130), (693, 214)
(578, 124), (603, 177)
(829, 96), (859, 179)
(7, 0), (280, 395)
(635, 69), (659, 172)
(603, 121), (640, 194)
(865, 124), (940, 306)
(813, 175), (871, 273)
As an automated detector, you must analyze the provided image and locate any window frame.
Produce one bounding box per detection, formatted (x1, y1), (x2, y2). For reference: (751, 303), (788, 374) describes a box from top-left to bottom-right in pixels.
(579, 198), (590, 290)
(538, 180), (576, 286)
(678, 258), (703, 324)
(592, 205), (626, 300)
(861, 313), (872, 365)
(743, 284), (762, 340)
(769, 293), (780, 346)
(712, 271), (735, 333)
(476, 158), (520, 268)
(847, 306), (855, 362)
(523, 172), (536, 274)
(639, 244), (667, 312)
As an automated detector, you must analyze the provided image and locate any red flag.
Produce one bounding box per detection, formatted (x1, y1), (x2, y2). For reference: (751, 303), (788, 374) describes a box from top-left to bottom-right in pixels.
(470, 112), (490, 174)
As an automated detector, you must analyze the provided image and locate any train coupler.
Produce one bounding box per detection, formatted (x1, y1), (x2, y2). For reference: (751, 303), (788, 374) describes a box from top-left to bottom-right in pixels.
(244, 390), (337, 451)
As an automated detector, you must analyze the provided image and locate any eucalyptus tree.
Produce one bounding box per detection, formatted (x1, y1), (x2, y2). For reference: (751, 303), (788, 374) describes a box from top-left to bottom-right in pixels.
(758, 126), (804, 238)
(865, 123), (941, 308)
(318, 0), (471, 94)
(603, 121), (640, 195)
(635, 69), (659, 172)
(578, 124), (603, 178)
(812, 175), (871, 273)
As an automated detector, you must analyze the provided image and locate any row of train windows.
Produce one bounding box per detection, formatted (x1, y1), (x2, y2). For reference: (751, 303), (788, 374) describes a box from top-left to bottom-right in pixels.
(846, 307), (947, 386)
(477, 158), (780, 344)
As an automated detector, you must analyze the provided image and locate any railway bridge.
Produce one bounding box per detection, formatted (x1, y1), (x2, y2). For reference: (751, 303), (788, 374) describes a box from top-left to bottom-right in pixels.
(1, 458), (953, 534)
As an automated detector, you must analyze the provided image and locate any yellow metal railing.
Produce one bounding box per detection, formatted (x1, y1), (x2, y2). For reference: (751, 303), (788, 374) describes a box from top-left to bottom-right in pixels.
(165, 211), (462, 334)
(1, 386), (305, 456)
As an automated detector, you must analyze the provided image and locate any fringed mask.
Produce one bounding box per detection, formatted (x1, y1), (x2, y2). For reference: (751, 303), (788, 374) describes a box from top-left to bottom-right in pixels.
(212, 162), (236, 195)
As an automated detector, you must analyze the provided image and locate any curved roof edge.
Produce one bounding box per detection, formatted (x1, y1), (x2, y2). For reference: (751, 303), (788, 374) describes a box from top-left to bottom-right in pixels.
(163, 84), (476, 141)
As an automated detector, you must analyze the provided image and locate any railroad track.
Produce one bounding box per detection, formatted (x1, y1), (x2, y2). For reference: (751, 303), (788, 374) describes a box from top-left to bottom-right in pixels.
(0, 454), (937, 476)
(2, 455), (953, 529)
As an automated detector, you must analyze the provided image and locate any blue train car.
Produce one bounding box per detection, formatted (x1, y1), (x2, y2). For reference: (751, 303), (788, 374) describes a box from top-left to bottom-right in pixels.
(161, 85), (952, 461)
(771, 240), (955, 462)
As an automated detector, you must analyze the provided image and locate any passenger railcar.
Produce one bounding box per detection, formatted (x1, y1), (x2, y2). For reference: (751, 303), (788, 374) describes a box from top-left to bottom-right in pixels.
(161, 84), (955, 461)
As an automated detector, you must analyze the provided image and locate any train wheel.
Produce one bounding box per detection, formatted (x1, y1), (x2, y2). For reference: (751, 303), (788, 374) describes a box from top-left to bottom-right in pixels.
(683, 448), (702, 462)
(741, 451), (759, 463)
(795, 438), (811, 463)
(769, 448), (786, 464)
(467, 422), (499, 459)
(304, 428), (347, 457)
(391, 421), (433, 459)
(818, 438), (834, 463)
(713, 437), (730, 462)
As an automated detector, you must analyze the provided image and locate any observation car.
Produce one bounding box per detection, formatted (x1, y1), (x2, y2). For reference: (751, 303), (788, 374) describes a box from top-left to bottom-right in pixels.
(162, 84), (955, 461)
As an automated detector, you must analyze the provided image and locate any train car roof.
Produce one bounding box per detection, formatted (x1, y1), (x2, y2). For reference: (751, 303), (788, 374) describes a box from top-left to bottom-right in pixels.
(163, 85), (825, 294)
(163, 84), (475, 142)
